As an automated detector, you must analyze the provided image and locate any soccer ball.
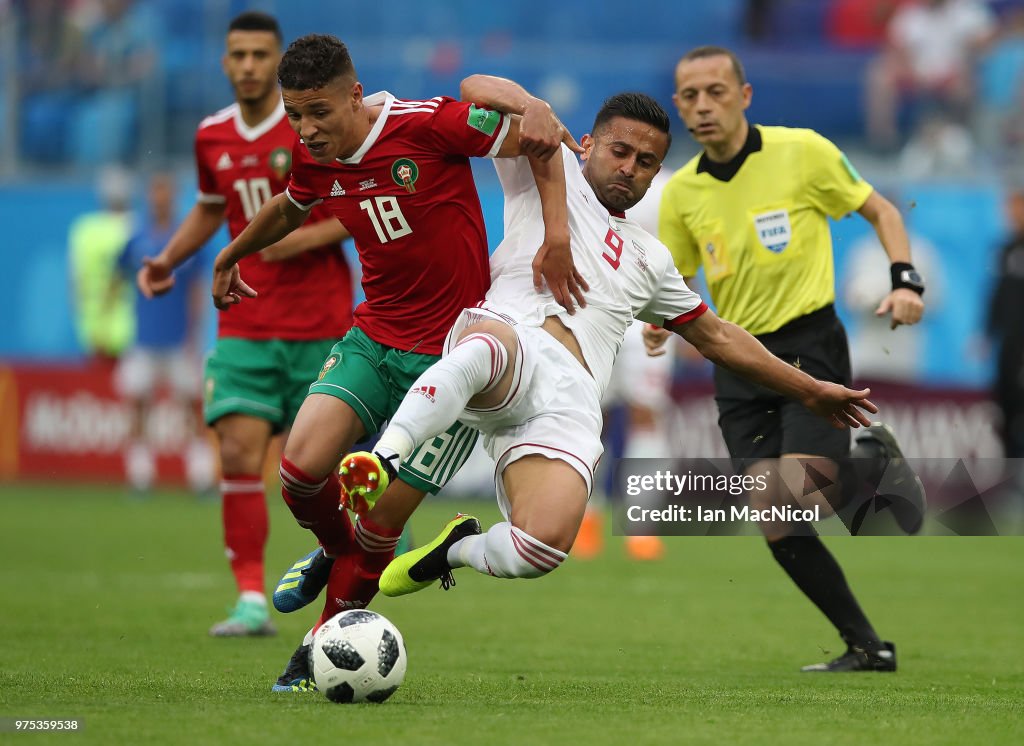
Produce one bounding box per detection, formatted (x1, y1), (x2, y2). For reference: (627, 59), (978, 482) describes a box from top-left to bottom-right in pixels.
(310, 609), (408, 703)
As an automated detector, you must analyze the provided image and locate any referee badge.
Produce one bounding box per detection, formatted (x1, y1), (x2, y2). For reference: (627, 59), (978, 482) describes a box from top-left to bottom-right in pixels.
(754, 209), (791, 254)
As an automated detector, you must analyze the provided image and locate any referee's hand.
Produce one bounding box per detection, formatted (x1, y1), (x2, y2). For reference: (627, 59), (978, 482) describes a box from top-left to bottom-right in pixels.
(805, 382), (878, 430)
(876, 288), (925, 330)
(642, 324), (671, 357)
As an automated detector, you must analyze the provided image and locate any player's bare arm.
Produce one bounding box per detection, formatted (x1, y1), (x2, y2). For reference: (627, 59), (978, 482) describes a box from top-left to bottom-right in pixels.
(138, 200), (225, 298)
(528, 146), (589, 313)
(856, 190), (925, 330)
(212, 191), (309, 309)
(260, 216), (350, 262)
(462, 74), (589, 311)
(671, 309), (878, 429)
(460, 74), (581, 159)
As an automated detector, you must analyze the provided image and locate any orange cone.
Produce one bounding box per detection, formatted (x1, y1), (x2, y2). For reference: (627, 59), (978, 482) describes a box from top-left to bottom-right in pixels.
(573, 508), (604, 559)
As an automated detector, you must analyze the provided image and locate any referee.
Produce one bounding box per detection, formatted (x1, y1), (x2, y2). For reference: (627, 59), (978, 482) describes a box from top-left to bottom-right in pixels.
(647, 46), (926, 672)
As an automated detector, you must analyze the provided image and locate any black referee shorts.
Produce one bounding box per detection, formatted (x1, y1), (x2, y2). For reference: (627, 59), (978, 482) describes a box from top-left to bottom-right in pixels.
(714, 304), (852, 462)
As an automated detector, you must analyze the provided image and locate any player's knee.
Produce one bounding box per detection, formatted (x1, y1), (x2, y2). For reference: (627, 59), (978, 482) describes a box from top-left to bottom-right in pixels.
(280, 425), (341, 484)
(748, 463), (778, 511)
(457, 319), (513, 345)
(509, 511), (576, 555)
(457, 321), (517, 367)
(217, 432), (262, 475)
(278, 445), (329, 488)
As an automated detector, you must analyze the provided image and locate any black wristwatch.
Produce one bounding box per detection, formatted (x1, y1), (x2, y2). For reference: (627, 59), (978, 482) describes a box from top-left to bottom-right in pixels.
(891, 262), (925, 296)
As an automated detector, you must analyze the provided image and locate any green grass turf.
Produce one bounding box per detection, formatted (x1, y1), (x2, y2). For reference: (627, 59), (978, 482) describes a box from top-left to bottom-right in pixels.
(0, 483), (1021, 746)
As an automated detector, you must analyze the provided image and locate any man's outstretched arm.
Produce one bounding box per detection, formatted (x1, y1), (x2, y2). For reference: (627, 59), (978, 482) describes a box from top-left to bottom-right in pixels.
(672, 309), (877, 429)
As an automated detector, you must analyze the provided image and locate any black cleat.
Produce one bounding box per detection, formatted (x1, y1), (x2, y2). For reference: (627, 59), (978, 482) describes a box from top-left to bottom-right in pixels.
(271, 639), (317, 692)
(857, 423), (927, 534)
(801, 641), (897, 672)
(379, 514), (481, 596)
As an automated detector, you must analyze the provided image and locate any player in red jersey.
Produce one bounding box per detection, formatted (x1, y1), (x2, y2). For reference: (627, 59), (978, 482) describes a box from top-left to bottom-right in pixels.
(208, 34), (584, 691)
(136, 14), (354, 637)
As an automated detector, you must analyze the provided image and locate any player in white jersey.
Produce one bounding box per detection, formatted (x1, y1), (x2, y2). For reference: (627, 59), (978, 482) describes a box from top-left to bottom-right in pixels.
(335, 84), (877, 594)
(578, 169), (677, 560)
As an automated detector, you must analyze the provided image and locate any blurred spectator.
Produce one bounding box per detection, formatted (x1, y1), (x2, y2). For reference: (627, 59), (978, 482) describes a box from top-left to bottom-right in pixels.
(865, 0), (996, 150)
(988, 189), (1024, 458)
(112, 171), (213, 493)
(826, 0), (908, 50)
(897, 112), (976, 178)
(744, 0), (776, 41)
(15, 0), (85, 163)
(68, 165), (135, 359)
(71, 0), (156, 165)
(977, 7), (1024, 159)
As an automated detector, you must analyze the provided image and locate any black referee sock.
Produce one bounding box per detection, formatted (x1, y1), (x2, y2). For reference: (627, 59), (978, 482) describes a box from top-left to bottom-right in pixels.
(768, 535), (881, 648)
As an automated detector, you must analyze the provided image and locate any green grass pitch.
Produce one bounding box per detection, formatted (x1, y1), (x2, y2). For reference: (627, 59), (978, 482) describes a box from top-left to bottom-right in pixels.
(1, 484), (1021, 745)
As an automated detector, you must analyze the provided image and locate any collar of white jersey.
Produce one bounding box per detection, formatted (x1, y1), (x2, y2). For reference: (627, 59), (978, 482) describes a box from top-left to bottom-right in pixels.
(337, 91), (395, 165)
(233, 99), (286, 142)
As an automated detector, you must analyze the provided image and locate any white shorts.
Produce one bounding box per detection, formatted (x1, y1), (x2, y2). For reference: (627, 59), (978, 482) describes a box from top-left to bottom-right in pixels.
(114, 346), (202, 399)
(444, 307), (604, 519)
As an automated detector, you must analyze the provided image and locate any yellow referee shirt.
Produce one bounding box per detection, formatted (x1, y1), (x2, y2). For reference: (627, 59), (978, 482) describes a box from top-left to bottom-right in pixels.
(659, 125), (873, 335)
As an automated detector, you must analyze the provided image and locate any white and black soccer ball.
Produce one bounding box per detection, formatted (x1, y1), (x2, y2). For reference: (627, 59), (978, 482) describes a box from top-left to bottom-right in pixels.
(311, 610), (408, 703)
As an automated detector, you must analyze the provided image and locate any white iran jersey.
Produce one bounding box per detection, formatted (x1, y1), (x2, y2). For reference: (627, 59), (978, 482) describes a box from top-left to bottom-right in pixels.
(486, 144), (706, 396)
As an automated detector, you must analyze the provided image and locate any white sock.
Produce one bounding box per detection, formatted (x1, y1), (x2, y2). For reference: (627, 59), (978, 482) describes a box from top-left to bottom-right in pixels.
(447, 522), (566, 579)
(125, 443), (155, 491)
(377, 332), (508, 465)
(185, 438), (216, 493)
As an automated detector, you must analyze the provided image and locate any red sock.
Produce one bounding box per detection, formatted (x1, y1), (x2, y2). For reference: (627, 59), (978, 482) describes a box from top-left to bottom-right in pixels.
(221, 474), (268, 594)
(317, 517), (403, 627)
(279, 457), (353, 556)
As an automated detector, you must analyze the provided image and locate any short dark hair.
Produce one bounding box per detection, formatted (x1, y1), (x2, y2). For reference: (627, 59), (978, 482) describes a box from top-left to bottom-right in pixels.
(678, 45), (747, 86)
(228, 11), (282, 43)
(592, 92), (672, 151)
(278, 34), (356, 91)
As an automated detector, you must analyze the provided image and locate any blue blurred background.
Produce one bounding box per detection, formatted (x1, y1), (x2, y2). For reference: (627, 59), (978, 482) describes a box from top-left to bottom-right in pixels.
(2, 0), (1023, 390)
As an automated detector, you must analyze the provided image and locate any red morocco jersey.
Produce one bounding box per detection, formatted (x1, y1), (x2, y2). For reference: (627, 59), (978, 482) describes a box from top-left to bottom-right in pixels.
(285, 92), (509, 354)
(195, 100), (353, 340)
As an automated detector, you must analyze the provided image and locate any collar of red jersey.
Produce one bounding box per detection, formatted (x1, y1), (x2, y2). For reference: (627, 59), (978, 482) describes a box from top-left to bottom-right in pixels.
(233, 99), (286, 143)
(336, 91), (395, 166)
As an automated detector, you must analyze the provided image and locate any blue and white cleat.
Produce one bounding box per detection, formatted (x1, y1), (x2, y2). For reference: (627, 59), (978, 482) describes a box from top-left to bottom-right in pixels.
(272, 547), (335, 613)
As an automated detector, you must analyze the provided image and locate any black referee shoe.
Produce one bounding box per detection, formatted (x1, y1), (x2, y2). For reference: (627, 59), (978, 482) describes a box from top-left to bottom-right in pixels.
(801, 641), (897, 672)
(857, 423), (926, 534)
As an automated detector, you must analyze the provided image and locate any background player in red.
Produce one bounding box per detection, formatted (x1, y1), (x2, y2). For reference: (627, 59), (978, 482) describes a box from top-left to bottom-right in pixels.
(208, 34), (584, 690)
(136, 13), (354, 637)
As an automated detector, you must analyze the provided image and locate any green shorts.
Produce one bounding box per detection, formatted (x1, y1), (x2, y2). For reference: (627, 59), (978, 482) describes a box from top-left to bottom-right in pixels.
(204, 337), (336, 433)
(308, 326), (478, 495)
